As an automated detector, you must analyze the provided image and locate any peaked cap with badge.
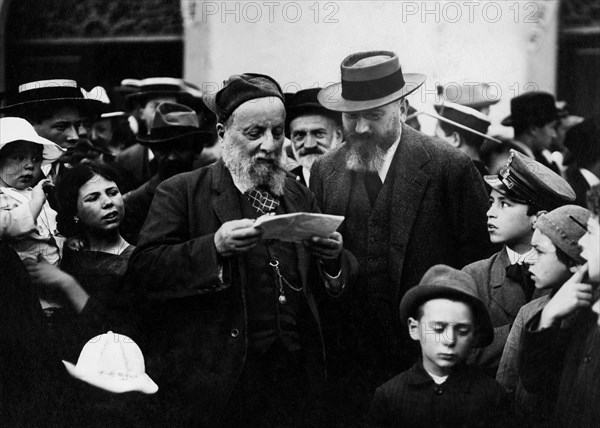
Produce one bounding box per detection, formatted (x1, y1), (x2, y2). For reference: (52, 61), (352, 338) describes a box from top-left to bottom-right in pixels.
(484, 149), (576, 210)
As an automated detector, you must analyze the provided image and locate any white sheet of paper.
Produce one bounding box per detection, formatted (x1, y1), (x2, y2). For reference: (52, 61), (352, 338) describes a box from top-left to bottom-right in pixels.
(253, 212), (344, 242)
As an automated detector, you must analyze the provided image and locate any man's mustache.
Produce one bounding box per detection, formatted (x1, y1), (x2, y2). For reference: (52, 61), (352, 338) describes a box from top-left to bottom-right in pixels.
(300, 147), (325, 156)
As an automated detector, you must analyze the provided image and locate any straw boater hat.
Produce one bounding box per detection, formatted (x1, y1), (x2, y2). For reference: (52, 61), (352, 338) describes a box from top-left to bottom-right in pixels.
(317, 51), (426, 112)
(118, 77), (201, 110)
(437, 82), (500, 111)
(62, 331), (158, 394)
(0, 79), (106, 116)
(0, 117), (64, 164)
(424, 101), (500, 143)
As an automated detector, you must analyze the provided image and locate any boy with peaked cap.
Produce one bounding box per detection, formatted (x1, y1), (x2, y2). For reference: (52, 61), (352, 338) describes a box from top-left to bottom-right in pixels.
(430, 100), (500, 177)
(368, 264), (510, 428)
(497, 204), (590, 426)
(285, 88), (343, 187)
(462, 149), (576, 377)
(501, 91), (561, 174)
(519, 185), (600, 427)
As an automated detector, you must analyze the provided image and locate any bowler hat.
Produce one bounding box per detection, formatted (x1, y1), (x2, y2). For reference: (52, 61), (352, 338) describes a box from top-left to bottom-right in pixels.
(484, 150), (576, 210)
(137, 102), (206, 145)
(399, 264), (493, 348)
(317, 51), (426, 112)
(437, 82), (500, 110)
(501, 91), (559, 128)
(0, 79), (106, 116)
(0, 117), (64, 165)
(285, 88), (342, 126)
(430, 101), (500, 143)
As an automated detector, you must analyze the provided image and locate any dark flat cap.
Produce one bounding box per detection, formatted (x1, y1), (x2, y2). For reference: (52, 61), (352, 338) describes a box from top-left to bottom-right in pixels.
(203, 73), (284, 122)
(501, 91), (559, 128)
(485, 150), (576, 210)
(399, 264), (493, 348)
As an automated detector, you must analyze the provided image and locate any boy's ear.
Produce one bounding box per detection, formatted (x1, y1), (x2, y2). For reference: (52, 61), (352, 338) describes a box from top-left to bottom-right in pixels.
(408, 317), (421, 341)
(531, 210), (547, 228)
(449, 132), (462, 148)
(569, 264), (581, 274)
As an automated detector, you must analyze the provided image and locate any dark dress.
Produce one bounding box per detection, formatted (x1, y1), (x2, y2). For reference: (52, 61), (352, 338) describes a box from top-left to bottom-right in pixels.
(56, 245), (164, 427)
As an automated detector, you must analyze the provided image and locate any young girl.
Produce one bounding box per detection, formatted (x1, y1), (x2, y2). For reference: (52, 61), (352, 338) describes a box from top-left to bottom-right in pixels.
(0, 117), (64, 307)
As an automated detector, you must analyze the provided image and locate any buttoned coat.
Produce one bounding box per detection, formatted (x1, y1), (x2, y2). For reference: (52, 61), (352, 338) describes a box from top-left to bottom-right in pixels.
(125, 159), (358, 427)
(462, 247), (539, 376)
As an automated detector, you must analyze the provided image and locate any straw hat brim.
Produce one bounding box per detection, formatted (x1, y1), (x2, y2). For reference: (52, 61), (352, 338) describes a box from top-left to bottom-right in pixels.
(317, 73), (427, 112)
(62, 360), (159, 394)
(0, 98), (107, 115)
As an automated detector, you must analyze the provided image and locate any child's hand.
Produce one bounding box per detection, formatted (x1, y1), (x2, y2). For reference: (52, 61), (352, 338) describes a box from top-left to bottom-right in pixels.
(66, 236), (85, 251)
(539, 264), (593, 328)
(32, 178), (52, 202)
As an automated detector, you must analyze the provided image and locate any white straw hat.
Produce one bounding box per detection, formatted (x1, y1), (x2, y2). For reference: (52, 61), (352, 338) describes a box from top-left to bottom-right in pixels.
(0, 117), (64, 164)
(62, 331), (158, 394)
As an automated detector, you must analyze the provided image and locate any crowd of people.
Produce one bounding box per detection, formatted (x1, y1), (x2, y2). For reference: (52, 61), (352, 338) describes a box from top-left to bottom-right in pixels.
(0, 49), (599, 427)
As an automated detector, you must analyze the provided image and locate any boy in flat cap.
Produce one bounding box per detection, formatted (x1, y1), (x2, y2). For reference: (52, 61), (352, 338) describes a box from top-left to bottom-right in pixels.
(125, 73), (358, 427)
(462, 149), (576, 377)
(519, 185), (600, 427)
(497, 204), (590, 426)
(367, 264), (509, 428)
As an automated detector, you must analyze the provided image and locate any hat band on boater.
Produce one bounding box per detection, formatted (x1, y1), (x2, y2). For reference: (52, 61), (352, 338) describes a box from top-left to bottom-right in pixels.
(9, 86), (84, 104)
(341, 68), (405, 101)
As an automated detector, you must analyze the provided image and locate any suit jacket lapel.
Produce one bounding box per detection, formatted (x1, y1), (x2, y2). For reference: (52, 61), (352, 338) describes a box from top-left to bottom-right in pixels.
(323, 147), (354, 234)
(389, 125), (431, 289)
(211, 159), (243, 225)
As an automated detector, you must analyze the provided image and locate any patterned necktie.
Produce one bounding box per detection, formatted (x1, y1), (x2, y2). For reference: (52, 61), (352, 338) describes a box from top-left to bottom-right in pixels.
(505, 263), (535, 301)
(245, 188), (280, 214)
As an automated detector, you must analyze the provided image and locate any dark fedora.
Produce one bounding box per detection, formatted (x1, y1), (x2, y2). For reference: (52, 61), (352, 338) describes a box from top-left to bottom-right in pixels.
(317, 51), (426, 112)
(430, 101), (500, 143)
(484, 149), (575, 210)
(285, 88), (342, 126)
(501, 91), (559, 128)
(399, 264), (493, 348)
(136, 102), (206, 145)
(0, 79), (106, 116)
(437, 82), (500, 111)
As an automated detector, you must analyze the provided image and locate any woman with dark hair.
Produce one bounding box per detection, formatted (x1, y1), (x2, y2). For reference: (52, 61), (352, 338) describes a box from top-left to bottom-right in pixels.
(26, 163), (134, 347)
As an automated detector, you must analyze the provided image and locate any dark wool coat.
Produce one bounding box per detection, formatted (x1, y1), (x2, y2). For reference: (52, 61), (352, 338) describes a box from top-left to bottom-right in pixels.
(126, 159), (358, 427)
(367, 362), (511, 428)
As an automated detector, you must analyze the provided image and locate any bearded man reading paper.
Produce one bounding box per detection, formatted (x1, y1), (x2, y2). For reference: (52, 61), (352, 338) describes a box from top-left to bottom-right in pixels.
(125, 73), (357, 428)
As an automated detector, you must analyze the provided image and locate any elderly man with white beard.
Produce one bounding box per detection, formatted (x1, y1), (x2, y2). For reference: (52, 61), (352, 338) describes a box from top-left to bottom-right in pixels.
(310, 51), (494, 424)
(125, 73), (358, 428)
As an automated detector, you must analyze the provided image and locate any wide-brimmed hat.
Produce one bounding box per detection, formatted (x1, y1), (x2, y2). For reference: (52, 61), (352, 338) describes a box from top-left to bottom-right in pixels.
(0, 79), (106, 116)
(501, 91), (559, 128)
(484, 149), (575, 210)
(399, 264), (493, 348)
(118, 77), (200, 110)
(427, 101), (500, 143)
(0, 117), (64, 165)
(437, 82), (500, 111)
(136, 102), (207, 145)
(317, 51), (426, 112)
(62, 331), (158, 394)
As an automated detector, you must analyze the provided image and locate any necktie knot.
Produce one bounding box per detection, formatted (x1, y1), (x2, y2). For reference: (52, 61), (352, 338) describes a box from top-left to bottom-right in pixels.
(245, 188), (280, 214)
